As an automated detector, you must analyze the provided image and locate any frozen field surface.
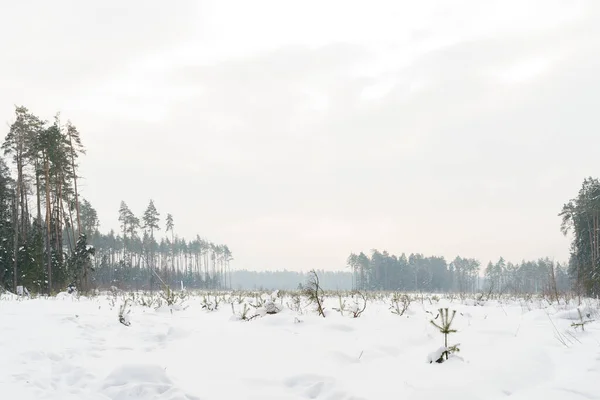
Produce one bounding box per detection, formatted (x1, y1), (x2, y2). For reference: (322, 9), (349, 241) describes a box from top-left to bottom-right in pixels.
(1, 292), (599, 400)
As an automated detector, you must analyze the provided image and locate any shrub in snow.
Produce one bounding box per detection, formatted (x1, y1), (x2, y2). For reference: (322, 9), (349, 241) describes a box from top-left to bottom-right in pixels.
(119, 299), (132, 326)
(333, 293), (347, 316)
(231, 302), (260, 321)
(201, 295), (220, 311)
(349, 291), (367, 318)
(429, 308), (460, 363)
(389, 293), (411, 316)
(231, 296), (281, 321)
(287, 292), (303, 314)
(301, 269), (325, 318)
(157, 285), (187, 309)
(264, 300), (281, 315)
(250, 294), (266, 309)
(571, 308), (594, 331)
(136, 293), (157, 308)
(233, 292), (245, 304)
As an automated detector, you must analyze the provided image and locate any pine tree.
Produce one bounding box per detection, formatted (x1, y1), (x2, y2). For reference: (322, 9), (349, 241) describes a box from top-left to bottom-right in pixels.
(118, 201), (134, 261)
(0, 157), (14, 290)
(80, 199), (99, 237)
(68, 234), (95, 292)
(142, 200), (160, 238)
(65, 122), (85, 238)
(560, 177), (600, 296)
(165, 213), (174, 276)
(142, 200), (160, 288)
(2, 107), (43, 291)
(430, 308), (460, 362)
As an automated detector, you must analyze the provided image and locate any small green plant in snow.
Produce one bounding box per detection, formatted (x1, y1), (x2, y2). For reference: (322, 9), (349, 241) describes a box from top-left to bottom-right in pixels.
(430, 308), (460, 363)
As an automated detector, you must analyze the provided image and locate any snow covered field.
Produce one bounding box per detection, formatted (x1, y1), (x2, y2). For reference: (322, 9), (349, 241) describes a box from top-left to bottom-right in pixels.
(1, 290), (599, 400)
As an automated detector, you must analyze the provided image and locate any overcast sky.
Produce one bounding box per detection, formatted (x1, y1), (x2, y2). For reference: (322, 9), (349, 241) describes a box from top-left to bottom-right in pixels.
(1, 0), (599, 271)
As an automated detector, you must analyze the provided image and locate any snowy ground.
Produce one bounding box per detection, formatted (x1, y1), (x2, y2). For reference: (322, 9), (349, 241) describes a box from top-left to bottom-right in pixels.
(1, 290), (599, 400)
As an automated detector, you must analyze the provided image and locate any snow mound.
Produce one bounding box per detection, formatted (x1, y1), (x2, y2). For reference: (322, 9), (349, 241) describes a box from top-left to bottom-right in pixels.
(56, 291), (76, 301)
(554, 307), (593, 321)
(100, 364), (200, 400)
(0, 289), (16, 300)
(427, 346), (448, 363)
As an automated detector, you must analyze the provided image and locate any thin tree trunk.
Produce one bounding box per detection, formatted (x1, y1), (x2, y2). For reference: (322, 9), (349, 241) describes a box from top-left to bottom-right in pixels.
(35, 158), (42, 224)
(57, 179), (66, 259)
(67, 129), (82, 237)
(12, 188), (18, 293)
(44, 154), (52, 293)
(54, 179), (62, 268)
(63, 202), (73, 255)
(17, 159), (26, 239)
(65, 192), (76, 253)
(593, 212), (598, 270)
(24, 188), (29, 238)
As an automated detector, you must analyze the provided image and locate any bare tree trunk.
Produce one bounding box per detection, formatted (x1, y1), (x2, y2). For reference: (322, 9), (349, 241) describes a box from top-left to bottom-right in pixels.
(204, 251), (208, 286)
(57, 178), (65, 259)
(588, 215), (595, 294)
(12, 188), (18, 293)
(34, 159), (42, 224)
(54, 180), (62, 269)
(171, 232), (175, 279)
(65, 192), (76, 254)
(24, 188), (29, 238)
(63, 201), (73, 255)
(44, 154), (52, 293)
(17, 159), (26, 239)
(549, 261), (558, 303)
(67, 129), (82, 237)
(593, 211), (599, 276)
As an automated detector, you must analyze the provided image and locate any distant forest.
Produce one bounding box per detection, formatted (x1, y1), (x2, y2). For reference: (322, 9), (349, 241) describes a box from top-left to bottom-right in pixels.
(231, 270), (352, 291)
(0, 106), (231, 294)
(0, 106), (598, 296)
(345, 252), (568, 295)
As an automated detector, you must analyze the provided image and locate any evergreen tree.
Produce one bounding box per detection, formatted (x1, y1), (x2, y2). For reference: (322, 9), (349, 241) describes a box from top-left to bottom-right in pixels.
(68, 234), (95, 292)
(0, 157), (14, 290)
(560, 177), (600, 296)
(142, 200), (160, 239)
(80, 199), (99, 237)
(142, 200), (160, 288)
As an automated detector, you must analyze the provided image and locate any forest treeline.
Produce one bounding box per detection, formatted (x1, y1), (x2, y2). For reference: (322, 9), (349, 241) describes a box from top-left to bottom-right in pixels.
(1, 106), (598, 296)
(231, 270), (353, 291)
(347, 176), (600, 297)
(560, 177), (600, 297)
(0, 106), (232, 294)
(346, 252), (569, 295)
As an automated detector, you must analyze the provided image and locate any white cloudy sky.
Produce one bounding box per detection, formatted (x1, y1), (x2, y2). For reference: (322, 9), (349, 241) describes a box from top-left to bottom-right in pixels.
(1, 0), (599, 271)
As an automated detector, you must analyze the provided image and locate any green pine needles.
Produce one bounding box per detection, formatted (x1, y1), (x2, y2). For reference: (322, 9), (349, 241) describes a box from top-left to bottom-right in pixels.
(571, 308), (594, 331)
(430, 308), (460, 363)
